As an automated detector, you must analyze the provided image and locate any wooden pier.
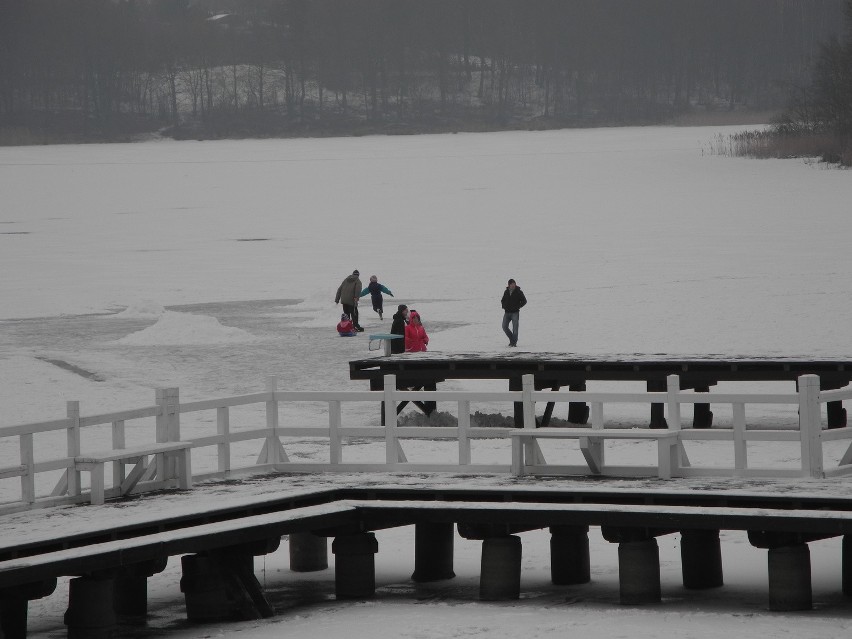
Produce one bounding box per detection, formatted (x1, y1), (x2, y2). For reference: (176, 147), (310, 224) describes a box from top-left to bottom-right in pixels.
(350, 353), (852, 428)
(4, 481), (852, 636)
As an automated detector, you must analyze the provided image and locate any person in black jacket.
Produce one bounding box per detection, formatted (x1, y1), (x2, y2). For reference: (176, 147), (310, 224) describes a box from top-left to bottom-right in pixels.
(500, 278), (527, 347)
(390, 304), (409, 354)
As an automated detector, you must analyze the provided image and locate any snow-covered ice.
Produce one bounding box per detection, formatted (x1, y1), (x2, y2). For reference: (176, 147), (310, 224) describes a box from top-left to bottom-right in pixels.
(3, 126), (852, 637)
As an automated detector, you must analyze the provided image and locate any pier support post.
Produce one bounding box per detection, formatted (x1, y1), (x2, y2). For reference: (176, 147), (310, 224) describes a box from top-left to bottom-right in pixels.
(0, 580), (56, 639)
(550, 525), (590, 585)
(0, 599), (28, 639)
(647, 380), (668, 429)
(181, 553), (238, 622)
(480, 535), (522, 601)
(332, 532), (379, 599)
(114, 557), (167, 625)
(618, 538), (662, 604)
(64, 575), (116, 639)
(680, 529), (723, 589)
(843, 535), (852, 596)
(768, 544), (812, 611)
(412, 522), (455, 582)
(692, 385), (714, 429)
(373, 377), (387, 425)
(180, 541), (277, 622)
(510, 377), (524, 428)
(821, 380), (847, 429)
(289, 532), (329, 572)
(567, 382), (590, 424)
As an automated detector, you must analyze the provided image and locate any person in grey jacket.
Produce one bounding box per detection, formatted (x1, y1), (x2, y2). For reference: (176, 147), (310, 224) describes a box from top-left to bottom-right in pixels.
(335, 270), (364, 331)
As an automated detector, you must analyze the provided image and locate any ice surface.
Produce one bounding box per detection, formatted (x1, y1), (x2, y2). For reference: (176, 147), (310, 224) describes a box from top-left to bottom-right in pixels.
(114, 310), (259, 345)
(3, 127), (852, 638)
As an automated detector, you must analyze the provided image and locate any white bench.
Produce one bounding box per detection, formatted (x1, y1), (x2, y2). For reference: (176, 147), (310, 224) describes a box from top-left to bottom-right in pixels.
(75, 441), (193, 505)
(368, 333), (404, 355)
(510, 428), (681, 479)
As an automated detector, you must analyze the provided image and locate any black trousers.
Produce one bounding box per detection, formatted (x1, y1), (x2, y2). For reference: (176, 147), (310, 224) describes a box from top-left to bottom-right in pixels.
(342, 303), (360, 327)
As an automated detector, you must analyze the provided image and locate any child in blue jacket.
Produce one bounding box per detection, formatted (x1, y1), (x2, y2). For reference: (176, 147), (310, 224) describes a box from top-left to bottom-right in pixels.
(360, 275), (394, 320)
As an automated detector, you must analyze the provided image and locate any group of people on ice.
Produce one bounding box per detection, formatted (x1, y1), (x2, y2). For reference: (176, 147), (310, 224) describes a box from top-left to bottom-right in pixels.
(335, 269), (526, 351)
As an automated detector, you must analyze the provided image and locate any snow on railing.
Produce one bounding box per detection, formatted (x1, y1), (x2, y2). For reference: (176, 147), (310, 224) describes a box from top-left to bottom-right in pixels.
(0, 373), (850, 513)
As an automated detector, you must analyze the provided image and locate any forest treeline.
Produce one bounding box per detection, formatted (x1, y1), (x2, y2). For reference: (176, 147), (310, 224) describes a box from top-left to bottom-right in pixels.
(0, 0), (846, 144)
(714, 0), (852, 166)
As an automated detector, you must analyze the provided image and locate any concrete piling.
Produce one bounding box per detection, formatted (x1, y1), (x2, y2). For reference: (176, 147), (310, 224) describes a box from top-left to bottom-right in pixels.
(64, 576), (116, 639)
(113, 557), (168, 625)
(412, 522), (456, 582)
(332, 532), (379, 599)
(479, 535), (522, 601)
(550, 525), (591, 585)
(618, 538), (661, 604)
(289, 532), (329, 572)
(0, 580), (56, 639)
(681, 529), (723, 589)
(768, 544), (812, 611)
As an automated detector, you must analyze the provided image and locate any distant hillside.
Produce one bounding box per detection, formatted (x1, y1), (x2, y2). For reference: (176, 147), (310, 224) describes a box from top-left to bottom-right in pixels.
(0, 0), (845, 144)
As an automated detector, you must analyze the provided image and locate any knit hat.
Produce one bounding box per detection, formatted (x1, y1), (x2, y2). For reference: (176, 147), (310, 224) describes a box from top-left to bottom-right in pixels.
(341, 313), (349, 321)
(353, 270), (360, 276)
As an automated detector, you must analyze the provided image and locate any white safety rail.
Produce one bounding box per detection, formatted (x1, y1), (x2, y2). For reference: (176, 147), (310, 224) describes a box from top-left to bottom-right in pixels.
(816, 383), (852, 478)
(1, 373), (851, 513)
(529, 374), (838, 479)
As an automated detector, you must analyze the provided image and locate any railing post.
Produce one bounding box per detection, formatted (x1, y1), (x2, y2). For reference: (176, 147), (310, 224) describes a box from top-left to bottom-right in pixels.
(666, 374), (692, 472)
(155, 389), (168, 443)
(458, 400), (471, 466)
(733, 403), (747, 475)
(521, 374), (545, 466)
(20, 433), (35, 504)
(111, 420), (126, 488)
(167, 387), (181, 442)
(666, 375), (682, 430)
(167, 388), (181, 479)
(329, 400), (342, 465)
(798, 374), (823, 478)
(155, 388), (180, 481)
(66, 400), (81, 496)
(384, 374), (399, 464)
(217, 406), (231, 473)
(266, 376), (280, 464)
(590, 402), (604, 429)
(522, 375), (535, 429)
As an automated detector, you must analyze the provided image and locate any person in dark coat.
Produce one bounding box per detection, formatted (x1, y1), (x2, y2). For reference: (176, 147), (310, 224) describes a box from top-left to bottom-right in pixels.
(360, 275), (394, 320)
(390, 304), (409, 354)
(500, 278), (527, 347)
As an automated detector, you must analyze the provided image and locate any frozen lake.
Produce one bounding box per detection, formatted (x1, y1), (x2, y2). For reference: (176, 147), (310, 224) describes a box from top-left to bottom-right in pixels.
(2, 126), (852, 638)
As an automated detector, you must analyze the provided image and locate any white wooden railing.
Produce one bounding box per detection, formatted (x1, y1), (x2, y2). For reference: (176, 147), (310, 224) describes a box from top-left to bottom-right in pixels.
(1, 373), (850, 513)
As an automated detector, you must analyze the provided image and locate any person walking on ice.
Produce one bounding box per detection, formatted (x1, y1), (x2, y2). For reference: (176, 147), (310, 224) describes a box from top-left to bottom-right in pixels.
(500, 278), (527, 347)
(335, 269), (364, 332)
(360, 275), (394, 320)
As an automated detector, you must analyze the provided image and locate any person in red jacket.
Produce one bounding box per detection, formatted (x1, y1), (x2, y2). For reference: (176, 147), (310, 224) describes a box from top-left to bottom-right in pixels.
(337, 313), (357, 337)
(404, 310), (429, 352)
